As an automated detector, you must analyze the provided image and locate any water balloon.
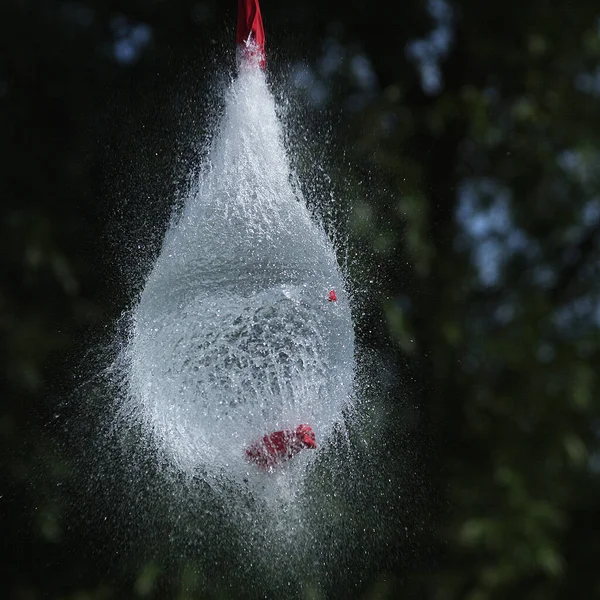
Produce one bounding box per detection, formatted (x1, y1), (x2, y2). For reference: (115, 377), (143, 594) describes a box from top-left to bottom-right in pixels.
(121, 0), (355, 494)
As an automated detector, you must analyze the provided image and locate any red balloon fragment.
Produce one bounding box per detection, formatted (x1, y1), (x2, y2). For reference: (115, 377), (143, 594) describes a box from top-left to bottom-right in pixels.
(245, 424), (317, 469)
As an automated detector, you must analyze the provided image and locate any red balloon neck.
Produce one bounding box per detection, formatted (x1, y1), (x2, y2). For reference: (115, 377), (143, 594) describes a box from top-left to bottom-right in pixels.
(237, 0), (266, 69)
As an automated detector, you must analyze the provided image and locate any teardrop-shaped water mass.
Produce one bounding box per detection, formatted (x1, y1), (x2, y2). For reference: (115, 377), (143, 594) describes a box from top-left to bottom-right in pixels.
(125, 62), (355, 482)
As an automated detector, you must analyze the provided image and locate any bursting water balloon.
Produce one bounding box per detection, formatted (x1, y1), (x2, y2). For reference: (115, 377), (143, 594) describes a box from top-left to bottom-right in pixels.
(72, 4), (416, 596)
(124, 54), (355, 483)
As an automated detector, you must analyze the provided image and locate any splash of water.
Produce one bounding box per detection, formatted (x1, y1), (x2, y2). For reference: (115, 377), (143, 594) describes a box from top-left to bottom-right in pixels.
(122, 57), (355, 492)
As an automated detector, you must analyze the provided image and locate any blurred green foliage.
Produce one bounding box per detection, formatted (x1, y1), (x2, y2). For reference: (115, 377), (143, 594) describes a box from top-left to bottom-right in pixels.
(1, 0), (600, 598)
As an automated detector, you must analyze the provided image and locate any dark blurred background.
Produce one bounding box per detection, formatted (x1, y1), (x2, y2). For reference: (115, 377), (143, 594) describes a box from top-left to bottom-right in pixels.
(2, 0), (600, 598)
